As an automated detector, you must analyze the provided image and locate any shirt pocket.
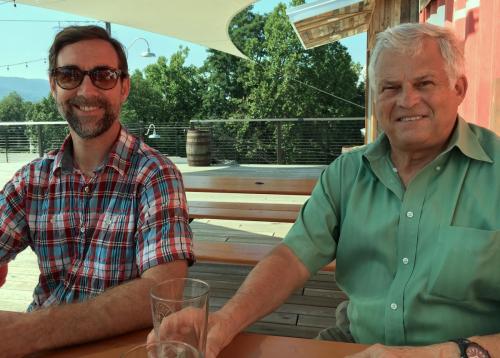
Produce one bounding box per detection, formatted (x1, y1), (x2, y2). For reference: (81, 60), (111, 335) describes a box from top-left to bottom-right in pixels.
(426, 226), (500, 301)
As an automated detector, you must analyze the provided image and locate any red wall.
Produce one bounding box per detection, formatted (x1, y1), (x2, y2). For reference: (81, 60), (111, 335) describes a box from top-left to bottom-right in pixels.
(420, 0), (500, 133)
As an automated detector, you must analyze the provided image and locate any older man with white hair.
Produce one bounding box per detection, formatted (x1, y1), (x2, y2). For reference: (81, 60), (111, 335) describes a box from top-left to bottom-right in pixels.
(151, 22), (500, 358)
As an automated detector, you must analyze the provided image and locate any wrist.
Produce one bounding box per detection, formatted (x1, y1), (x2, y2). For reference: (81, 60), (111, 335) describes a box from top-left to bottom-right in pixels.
(450, 338), (491, 358)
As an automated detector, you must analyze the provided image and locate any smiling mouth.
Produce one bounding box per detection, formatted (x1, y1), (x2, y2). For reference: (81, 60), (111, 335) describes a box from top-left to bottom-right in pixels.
(74, 104), (101, 112)
(397, 115), (426, 122)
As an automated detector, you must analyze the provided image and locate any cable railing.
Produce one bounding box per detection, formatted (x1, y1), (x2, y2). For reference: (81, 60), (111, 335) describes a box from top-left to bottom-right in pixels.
(0, 118), (365, 164)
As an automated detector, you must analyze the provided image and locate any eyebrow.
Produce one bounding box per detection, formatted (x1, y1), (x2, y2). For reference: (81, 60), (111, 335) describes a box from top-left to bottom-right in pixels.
(414, 74), (436, 81)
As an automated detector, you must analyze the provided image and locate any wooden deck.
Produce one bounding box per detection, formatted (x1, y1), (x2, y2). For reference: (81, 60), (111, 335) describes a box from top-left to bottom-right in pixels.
(0, 160), (342, 338)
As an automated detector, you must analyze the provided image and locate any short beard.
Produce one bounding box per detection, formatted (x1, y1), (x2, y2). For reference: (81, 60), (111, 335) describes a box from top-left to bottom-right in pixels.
(57, 95), (118, 139)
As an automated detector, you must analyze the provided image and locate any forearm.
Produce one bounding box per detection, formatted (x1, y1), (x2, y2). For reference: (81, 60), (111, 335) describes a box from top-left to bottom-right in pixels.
(13, 260), (187, 355)
(217, 244), (310, 338)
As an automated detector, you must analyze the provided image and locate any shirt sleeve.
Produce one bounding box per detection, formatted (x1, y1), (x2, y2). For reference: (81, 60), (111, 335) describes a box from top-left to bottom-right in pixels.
(135, 163), (194, 274)
(283, 161), (341, 274)
(0, 167), (30, 263)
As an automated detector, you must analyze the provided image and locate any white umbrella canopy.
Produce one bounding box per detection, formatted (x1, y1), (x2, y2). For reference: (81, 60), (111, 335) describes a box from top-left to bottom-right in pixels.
(16, 0), (256, 58)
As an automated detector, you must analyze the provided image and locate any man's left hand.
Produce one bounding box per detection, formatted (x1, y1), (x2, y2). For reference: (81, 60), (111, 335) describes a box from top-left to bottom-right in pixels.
(347, 342), (460, 358)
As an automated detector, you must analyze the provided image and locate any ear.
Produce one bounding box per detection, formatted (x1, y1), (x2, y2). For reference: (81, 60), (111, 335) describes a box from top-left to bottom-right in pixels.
(120, 76), (130, 103)
(453, 75), (468, 104)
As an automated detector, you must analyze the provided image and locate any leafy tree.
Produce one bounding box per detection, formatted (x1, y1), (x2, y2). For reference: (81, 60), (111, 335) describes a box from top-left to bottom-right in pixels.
(202, 3), (365, 163)
(199, 7), (267, 119)
(122, 69), (165, 128)
(0, 92), (32, 152)
(142, 47), (204, 125)
(25, 95), (67, 155)
(0, 91), (30, 123)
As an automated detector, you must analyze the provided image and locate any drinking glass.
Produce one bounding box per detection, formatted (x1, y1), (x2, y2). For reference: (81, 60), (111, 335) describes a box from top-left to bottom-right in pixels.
(121, 340), (202, 358)
(150, 278), (209, 354)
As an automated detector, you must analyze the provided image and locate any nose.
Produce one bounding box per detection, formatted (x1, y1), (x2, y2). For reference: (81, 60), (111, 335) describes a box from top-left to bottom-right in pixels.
(77, 73), (100, 95)
(397, 85), (420, 108)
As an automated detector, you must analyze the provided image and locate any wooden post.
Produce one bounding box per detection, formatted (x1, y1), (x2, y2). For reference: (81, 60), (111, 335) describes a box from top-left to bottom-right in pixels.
(365, 0), (420, 143)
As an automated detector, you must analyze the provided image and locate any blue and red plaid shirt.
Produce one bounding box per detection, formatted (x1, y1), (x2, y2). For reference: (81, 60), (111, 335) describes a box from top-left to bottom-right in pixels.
(0, 126), (193, 311)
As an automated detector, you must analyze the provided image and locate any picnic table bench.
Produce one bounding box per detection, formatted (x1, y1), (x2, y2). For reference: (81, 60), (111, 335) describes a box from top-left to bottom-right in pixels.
(182, 175), (335, 271)
(183, 175), (316, 223)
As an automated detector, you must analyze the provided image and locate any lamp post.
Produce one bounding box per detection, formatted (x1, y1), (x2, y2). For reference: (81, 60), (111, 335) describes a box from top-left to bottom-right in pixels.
(126, 38), (156, 58)
(145, 124), (161, 139)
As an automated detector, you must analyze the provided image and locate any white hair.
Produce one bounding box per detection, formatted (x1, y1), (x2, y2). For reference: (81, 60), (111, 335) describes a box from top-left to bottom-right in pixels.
(368, 23), (465, 94)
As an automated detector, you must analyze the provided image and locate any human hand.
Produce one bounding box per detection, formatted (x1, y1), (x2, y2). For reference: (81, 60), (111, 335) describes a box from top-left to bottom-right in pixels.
(147, 306), (206, 352)
(147, 309), (237, 358)
(204, 310), (237, 358)
(346, 342), (459, 358)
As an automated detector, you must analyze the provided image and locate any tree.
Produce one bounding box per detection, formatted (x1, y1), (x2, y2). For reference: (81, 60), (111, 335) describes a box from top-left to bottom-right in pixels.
(121, 69), (165, 128)
(142, 47), (204, 125)
(25, 95), (67, 154)
(0, 92), (32, 152)
(0, 92), (30, 123)
(199, 7), (267, 119)
(201, 3), (365, 163)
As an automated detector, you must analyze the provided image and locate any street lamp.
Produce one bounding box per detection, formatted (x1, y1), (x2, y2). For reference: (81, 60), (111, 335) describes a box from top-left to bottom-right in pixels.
(145, 124), (161, 139)
(127, 37), (156, 58)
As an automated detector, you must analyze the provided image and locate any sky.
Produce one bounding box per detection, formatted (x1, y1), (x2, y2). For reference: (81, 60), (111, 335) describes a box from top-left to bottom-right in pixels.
(0, 0), (366, 80)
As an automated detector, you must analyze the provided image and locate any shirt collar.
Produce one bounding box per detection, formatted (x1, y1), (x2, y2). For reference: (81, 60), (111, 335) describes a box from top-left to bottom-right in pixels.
(51, 126), (137, 177)
(446, 116), (493, 163)
(364, 116), (493, 164)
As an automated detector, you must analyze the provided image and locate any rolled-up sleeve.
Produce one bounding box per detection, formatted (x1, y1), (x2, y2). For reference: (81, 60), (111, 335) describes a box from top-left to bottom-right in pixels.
(135, 165), (194, 274)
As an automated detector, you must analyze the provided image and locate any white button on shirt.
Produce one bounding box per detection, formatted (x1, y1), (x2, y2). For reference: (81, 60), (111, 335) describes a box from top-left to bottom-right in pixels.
(390, 303), (398, 310)
(406, 211), (414, 218)
(436, 166), (441, 171)
(402, 258), (409, 265)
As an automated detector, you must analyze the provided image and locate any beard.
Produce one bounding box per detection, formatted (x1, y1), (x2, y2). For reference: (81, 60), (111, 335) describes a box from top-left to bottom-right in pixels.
(57, 95), (118, 139)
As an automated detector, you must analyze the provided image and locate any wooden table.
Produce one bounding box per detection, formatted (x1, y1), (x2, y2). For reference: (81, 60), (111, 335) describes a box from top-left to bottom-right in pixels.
(34, 330), (366, 357)
(183, 175), (317, 195)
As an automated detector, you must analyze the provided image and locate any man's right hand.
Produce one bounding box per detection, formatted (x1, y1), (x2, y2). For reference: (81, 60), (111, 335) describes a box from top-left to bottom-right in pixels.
(205, 311), (238, 358)
(147, 309), (237, 358)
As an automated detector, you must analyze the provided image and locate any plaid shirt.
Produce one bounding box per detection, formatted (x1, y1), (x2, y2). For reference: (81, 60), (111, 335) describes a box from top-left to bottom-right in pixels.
(0, 127), (193, 310)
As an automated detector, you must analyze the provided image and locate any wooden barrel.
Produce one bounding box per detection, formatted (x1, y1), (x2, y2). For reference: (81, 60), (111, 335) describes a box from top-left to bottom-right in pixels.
(186, 129), (211, 166)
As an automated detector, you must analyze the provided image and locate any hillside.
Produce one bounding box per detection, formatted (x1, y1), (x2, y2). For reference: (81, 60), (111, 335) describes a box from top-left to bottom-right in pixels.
(0, 76), (50, 102)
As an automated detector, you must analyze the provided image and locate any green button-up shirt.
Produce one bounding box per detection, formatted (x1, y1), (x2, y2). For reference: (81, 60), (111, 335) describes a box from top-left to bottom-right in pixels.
(284, 117), (500, 345)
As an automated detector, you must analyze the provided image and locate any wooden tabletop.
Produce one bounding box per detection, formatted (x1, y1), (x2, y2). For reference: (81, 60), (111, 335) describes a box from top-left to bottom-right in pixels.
(34, 329), (366, 357)
(182, 175), (317, 195)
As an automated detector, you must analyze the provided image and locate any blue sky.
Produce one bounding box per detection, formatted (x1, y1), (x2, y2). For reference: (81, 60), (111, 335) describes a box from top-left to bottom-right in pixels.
(0, 0), (366, 80)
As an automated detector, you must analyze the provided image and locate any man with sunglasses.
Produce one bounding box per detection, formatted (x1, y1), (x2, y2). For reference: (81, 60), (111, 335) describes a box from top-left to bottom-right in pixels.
(0, 25), (193, 356)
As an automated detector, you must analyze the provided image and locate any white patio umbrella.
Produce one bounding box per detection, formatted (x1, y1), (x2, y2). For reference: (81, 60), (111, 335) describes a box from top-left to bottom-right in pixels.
(16, 0), (256, 58)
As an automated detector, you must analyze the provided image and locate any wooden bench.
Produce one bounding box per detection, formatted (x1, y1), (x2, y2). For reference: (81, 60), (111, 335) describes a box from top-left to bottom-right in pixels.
(184, 175), (316, 223)
(188, 201), (302, 223)
(194, 241), (336, 271)
(182, 175), (333, 271)
(183, 175), (317, 196)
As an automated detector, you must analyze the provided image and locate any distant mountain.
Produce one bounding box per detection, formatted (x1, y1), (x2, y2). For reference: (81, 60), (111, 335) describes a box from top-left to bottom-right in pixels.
(0, 77), (50, 102)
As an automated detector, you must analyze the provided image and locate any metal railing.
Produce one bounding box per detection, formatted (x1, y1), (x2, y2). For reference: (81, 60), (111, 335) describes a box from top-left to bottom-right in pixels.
(0, 118), (365, 164)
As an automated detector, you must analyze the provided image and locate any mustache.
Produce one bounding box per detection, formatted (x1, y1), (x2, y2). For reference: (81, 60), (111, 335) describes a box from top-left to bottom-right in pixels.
(68, 96), (108, 108)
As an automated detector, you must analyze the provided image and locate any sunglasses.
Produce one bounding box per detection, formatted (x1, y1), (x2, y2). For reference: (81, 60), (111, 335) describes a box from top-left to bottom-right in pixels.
(51, 66), (124, 90)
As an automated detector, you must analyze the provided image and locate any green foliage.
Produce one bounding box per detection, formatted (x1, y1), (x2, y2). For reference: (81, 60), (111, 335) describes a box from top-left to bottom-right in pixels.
(25, 94), (68, 154)
(202, 3), (365, 163)
(0, 91), (30, 123)
(0, 92), (33, 151)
